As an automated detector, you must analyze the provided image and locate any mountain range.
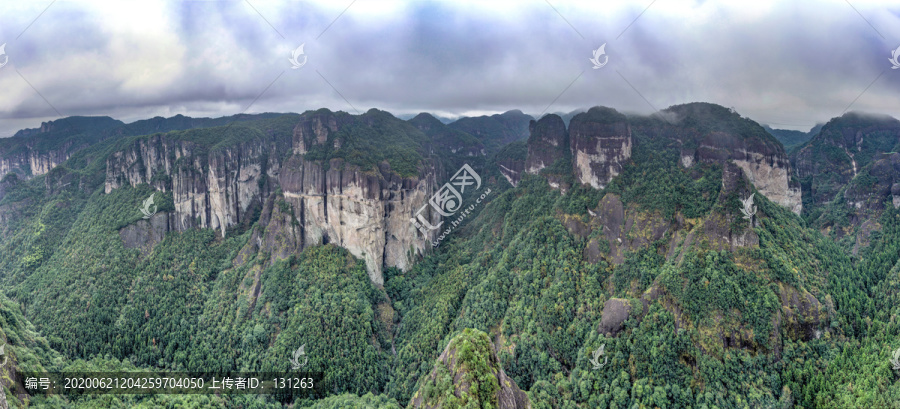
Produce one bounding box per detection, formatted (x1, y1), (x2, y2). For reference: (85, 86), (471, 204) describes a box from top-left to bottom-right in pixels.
(0, 102), (898, 408)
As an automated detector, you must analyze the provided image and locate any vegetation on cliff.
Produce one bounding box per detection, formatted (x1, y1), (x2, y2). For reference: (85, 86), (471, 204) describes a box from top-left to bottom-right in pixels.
(0, 105), (898, 408)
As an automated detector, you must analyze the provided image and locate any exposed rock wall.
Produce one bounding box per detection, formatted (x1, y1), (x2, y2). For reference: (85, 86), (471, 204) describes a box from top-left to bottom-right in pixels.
(105, 133), (280, 236)
(847, 152), (900, 210)
(105, 117), (442, 285)
(497, 158), (524, 187)
(523, 107), (633, 190)
(690, 131), (802, 214)
(524, 115), (567, 175)
(278, 156), (440, 284)
(0, 141), (76, 179)
(792, 113), (900, 211)
(568, 107), (632, 189)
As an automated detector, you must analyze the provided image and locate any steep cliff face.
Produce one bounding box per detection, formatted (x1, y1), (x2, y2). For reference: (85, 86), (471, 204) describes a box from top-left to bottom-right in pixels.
(568, 107), (632, 189)
(277, 155), (440, 284)
(495, 141), (527, 187)
(1, 116), (123, 179)
(812, 152), (900, 251)
(524, 114), (568, 175)
(645, 103), (803, 214)
(694, 130), (802, 214)
(0, 144), (76, 178)
(291, 109), (347, 155)
(520, 104), (799, 214)
(792, 112), (900, 215)
(0, 136), (80, 178)
(104, 130), (282, 236)
(846, 152), (900, 211)
(104, 111), (443, 285)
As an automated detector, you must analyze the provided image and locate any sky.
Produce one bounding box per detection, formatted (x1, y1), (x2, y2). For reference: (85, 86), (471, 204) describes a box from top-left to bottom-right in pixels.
(0, 0), (899, 136)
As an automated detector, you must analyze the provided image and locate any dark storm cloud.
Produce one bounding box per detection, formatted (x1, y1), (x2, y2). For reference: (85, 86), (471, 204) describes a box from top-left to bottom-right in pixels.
(0, 0), (899, 136)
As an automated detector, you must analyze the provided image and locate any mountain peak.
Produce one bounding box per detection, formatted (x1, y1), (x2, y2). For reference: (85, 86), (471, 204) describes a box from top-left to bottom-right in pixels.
(408, 328), (530, 409)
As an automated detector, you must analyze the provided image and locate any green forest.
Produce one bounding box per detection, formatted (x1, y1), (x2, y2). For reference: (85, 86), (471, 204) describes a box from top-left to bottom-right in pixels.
(0, 107), (898, 408)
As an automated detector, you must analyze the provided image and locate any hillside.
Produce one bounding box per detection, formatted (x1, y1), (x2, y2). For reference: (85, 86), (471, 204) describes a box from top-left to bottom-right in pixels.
(0, 103), (898, 408)
(447, 110), (533, 156)
(764, 124), (819, 152)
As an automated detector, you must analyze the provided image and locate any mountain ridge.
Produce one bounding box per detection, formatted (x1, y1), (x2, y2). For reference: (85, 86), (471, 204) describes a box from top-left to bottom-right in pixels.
(1, 102), (899, 408)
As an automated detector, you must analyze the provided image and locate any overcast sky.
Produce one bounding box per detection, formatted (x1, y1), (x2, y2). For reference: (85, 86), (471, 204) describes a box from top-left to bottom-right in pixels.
(0, 0), (898, 136)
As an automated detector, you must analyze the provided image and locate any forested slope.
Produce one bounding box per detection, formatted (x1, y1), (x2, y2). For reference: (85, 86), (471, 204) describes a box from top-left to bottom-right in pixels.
(0, 106), (897, 408)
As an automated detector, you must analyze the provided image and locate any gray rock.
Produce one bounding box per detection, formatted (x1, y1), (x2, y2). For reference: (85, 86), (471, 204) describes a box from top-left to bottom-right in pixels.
(598, 298), (632, 337)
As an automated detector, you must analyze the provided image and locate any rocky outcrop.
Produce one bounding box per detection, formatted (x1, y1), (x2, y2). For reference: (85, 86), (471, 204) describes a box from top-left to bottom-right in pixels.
(843, 152), (900, 212)
(1, 116), (124, 179)
(119, 211), (177, 255)
(868, 153), (900, 209)
(525, 115), (567, 175)
(234, 192), (303, 267)
(498, 159), (524, 187)
(568, 107), (632, 189)
(522, 107), (633, 190)
(704, 162), (760, 250)
(598, 298), (632, 337)
(826, 152), (900, 250)
(520, 104), (800, 215)
(495, 141), (527, 187)
(583, 193), (669, 265)
(692, 131), (801, 214)
(0, 141), (76, 179)
(105, 132), (281, 236)
(277, 156), (440, 284)
(291, 109), (347, 154)
(409, 328), (530, 409)
(627, 103), (804, 215)
(104, 111), (444, 285)
(792, 112), (900, 212)
(777, 284), (829, 341)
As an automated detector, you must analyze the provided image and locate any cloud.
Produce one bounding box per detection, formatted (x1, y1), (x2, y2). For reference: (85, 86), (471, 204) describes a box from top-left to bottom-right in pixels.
(0, 0), (898, 136)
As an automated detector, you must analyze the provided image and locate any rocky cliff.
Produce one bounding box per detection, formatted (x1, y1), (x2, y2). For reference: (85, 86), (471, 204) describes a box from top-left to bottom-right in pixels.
(1, 116), (124, 179)
(639, 103), (803, 214)
(495, 141), (527, 187)
(104, 111), (443, 285)
(695, 130), (802, 214)
(792, 112), (900, 215)
(0, 141), (75, 178)
(524, 114), (568, 175)
(518, 107), (634, 190)
(568, 107), (632, 189)
(518, 104), (801, 215)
